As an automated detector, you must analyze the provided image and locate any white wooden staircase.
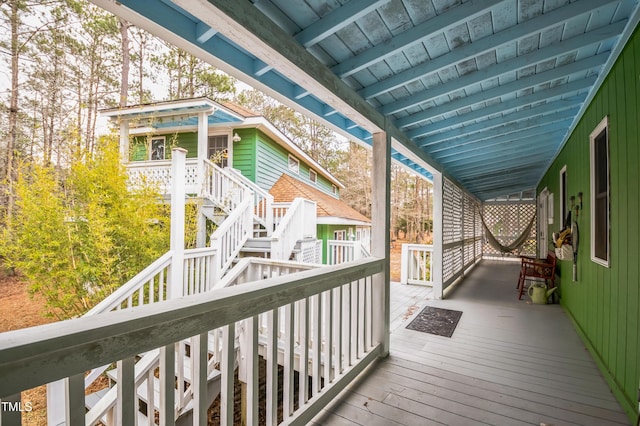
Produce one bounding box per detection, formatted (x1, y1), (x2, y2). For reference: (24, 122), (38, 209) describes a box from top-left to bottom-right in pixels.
(47, 153), (321, 425)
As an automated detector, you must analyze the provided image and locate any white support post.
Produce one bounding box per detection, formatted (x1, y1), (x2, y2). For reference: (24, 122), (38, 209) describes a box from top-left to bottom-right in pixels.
(119, 119), (129, 163)
(371, 130), (391, 357)
(432, 172), (444, 299)
(400, 243), (408, 285)
(169, 148), (187, 300)
(197, 111), (210, 248)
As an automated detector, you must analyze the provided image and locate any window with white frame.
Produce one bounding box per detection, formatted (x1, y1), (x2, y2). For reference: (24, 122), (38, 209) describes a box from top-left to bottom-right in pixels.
(590, 116), (609, 266)
(288, 155), (299, 174)
(309, 169), (317, 183)
(208, 135), (229, 167)
(150, 137), (166, 160)
(333, 230), (346, 240)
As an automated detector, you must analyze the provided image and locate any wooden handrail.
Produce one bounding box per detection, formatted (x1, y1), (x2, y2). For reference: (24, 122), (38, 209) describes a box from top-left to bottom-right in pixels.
(0, 258), (383, 396)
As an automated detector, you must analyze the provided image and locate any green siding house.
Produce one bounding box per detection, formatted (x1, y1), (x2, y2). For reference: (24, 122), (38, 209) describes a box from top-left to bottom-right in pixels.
(102, 98), (370, 259)
(538, 25), (640, 420)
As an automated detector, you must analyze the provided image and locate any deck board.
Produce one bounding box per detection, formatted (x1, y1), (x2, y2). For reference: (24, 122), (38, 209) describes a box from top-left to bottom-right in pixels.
(314, 260), (631, 425)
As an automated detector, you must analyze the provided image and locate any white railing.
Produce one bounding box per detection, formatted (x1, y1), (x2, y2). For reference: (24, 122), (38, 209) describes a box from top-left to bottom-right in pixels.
(202, 159), (250, 214)
(327, 240), (369, 265)
(272, 201), (290, 232)
(126, 158), (200, 195)
(296, 239), (322, 264)
(182, 247), (219, 295)
(47, 246), (219, 425)
(210, 196), (254, 278)
(400, 243), (434, 286)
(213, 257), (320, 290)
(1, 258), (385, 426)
(271, 198), (316, 261)
(227, 167), (274, 234)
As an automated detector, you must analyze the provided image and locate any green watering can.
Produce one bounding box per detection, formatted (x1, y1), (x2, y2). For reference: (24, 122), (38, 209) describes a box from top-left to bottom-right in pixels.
(528, 283), (557, 304)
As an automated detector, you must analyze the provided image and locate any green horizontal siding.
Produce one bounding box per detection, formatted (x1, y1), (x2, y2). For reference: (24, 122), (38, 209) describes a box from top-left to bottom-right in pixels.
(232, 128), (257, 182)
(538, 23), (640, 423)
(255, 130), (339, 197)
(128, 132), (198, 161)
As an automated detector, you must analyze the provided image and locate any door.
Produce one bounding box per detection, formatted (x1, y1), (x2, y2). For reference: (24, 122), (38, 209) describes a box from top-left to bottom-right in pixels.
(538, 188), (549, 258)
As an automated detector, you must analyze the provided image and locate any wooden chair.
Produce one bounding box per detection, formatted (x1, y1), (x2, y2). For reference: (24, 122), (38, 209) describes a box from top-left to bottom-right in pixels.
(517, 251), (557, 300)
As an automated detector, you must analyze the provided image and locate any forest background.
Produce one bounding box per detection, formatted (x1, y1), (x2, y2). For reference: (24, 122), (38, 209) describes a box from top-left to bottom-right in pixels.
(0, 1), (433, 304)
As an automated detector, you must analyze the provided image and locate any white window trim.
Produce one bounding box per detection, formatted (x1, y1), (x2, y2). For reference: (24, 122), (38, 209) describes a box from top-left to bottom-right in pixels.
(559, 165), (567, 228)
(207, 132), (232, 167)
(288, 154), (300, 174)
(332, 184), (337, 195)
(590, 116), (610, 267)
(309, 169), (317, 184)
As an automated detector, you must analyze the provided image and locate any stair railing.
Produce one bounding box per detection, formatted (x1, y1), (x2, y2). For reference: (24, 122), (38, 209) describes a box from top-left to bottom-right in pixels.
(271, 198), (316, 261)
(3, 258), (385, 426)
(202, 159), (249, 214)
(47, 247), (218, 425)
(226, 167), (274, 235)
(209, 196), (254, 280)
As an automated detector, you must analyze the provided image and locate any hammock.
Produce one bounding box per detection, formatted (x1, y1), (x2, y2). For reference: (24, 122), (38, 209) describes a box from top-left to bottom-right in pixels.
(478, 208), (536, 254)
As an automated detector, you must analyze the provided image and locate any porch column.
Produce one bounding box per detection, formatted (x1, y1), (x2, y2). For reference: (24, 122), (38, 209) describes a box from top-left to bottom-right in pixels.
(169, 148), (187, 299)
(119, 119), (129, 163)
(372, 130), (391, 356)
(432, 172), (444, 299)
(196, 110), (210, 248)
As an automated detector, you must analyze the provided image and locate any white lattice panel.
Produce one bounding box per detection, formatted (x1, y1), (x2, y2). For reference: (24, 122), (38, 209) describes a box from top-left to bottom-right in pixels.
(482, 203), (537, 257)
(443, 178), (463, 244)
(441, 179), (482, 289)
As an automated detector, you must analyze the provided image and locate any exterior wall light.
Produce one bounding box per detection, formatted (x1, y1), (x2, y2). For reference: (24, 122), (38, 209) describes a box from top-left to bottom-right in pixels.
(232, 133), (241, 143)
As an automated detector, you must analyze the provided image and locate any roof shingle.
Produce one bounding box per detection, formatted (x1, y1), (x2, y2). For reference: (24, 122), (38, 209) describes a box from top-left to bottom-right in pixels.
(269, 174), (370, 223)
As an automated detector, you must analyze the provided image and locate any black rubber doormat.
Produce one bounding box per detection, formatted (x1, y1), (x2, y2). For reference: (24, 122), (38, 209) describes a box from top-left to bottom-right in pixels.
(406, 306), (463, 338)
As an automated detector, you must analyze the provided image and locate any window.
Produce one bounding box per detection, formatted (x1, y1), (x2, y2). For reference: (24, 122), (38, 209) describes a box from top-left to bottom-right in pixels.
(288, 155), (299, 174)
(560, 166), (567, 228)
(309, 169), (317, 183)
(150, 137), (166, 160)
(333, 230), (346, 240)
(208, 135), (229, 167)
(590, 116), (609, 266)
(332, 184), (337, 195)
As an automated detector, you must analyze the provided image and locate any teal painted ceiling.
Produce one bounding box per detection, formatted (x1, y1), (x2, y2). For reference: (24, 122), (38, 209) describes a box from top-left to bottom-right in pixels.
(92, 0), (639, 200)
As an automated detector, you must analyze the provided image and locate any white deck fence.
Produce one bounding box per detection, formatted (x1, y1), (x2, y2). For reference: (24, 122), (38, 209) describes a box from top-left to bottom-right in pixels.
(400, 243), (434, 286)
(0, 258), (385, 426)
(327, 240), (370, 265)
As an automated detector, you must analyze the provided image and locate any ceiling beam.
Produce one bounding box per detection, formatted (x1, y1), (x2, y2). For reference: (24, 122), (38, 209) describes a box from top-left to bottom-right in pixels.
(451, 157), (552, 178)
(437, 135), (562, 167)
(380, 21), (625, 116)
(395, 53), (607, 129)
(170, 0), (448, 179)
(429, 118), (573, 155)
(295, 0), (390, 48)
(411, 90), (588, 136)
(357, 0), (622, 100)
(466, 173), (542, 191)
(330, 0), (504, 78)
(416, 101), (581, 145)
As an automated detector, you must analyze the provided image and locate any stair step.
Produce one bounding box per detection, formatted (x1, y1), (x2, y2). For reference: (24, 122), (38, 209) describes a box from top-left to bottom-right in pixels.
(85, 388), (109, 410)
(243, 238), (271, 249)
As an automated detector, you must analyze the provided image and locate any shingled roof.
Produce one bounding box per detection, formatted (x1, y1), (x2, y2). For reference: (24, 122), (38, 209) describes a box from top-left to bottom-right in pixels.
(269, 174), (370, 225)
(221, 101), (260, 118)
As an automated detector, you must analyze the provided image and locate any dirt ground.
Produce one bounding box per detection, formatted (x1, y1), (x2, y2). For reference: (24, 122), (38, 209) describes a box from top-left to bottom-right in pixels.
(389, 239), (403, 282)
(0, 272), (53, 426)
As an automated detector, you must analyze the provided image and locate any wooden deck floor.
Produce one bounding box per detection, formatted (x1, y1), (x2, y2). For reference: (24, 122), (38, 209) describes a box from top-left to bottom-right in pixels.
(311, 260), (631, 426)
